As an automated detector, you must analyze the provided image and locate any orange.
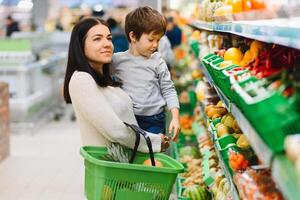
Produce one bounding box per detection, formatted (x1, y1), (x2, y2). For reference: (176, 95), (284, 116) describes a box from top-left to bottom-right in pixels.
(143, 159), (163, 167)
(232, 0), (243, 13)
(250, 0), (266, 9)
(224, 48), (244, 65)
(242, 0), (252, 11)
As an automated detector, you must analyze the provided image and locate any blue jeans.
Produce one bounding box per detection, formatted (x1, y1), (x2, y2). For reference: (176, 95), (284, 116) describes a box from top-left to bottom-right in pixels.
(135, 112), (166, 134)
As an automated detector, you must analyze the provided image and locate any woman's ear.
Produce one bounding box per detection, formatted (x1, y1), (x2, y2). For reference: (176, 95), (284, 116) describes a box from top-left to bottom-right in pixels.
(129, 31), (136, 43)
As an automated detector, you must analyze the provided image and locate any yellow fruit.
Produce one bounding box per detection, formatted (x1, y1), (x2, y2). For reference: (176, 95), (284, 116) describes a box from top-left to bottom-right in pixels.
(243, 50), (255, 61)
(237, 135), (250, 149)
(143, 159), (163, 167)
(217, 101), (223, 107)
(224, 48), (243, 65)
(232, 119), (242, 133)
(219, 60), (234, 68)
(217, 124), (230, 137)
(224, 114), (234, 128)
(250, 40), (265, 56)
(191, 69), (202, 79)
(191, 30), (201, 40)
(196, 91), (205, 101)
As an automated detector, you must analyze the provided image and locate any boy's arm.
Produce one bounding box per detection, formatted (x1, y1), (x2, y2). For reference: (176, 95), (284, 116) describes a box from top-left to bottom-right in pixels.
(157, 58), (180, 141)
(157, 58), (179, 110)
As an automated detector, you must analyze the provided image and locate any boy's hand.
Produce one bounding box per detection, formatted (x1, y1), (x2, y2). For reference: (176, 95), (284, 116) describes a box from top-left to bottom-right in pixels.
(168, 118), (180, 142)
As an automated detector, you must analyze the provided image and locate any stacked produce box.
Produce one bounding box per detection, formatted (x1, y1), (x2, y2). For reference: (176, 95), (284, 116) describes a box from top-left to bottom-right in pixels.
(0, 82), (10, 162)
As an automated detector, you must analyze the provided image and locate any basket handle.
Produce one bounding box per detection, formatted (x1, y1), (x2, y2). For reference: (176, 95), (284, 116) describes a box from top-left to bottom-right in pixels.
(124, 122), (156, 166)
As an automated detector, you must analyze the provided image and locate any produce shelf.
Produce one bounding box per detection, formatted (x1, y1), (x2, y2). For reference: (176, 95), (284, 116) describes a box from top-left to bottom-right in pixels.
(272, 155), (300, 200)
(190, 17), (300, 50)
(199, 62), (273, 165)
(208, 124), (240, 200)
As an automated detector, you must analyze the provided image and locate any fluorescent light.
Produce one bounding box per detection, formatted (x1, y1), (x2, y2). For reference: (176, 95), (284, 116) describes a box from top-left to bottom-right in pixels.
(17, 0), (33, 10)
(93, 4), (103, 12)
(80, 3), (89, 10)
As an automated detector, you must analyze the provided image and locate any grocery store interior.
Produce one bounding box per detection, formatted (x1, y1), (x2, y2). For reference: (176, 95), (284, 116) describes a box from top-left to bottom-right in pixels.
(0, 0), (300, 200)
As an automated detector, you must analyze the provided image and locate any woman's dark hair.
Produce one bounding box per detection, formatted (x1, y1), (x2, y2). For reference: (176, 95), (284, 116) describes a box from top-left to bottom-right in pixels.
(63, 17), (121, 104)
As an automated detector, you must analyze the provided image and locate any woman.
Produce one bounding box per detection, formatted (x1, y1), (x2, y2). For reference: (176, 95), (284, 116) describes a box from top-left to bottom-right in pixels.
(63, 17), (169, 153)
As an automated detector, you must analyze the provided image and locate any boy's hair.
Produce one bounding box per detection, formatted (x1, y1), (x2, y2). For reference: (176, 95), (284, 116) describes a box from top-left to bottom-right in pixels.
(125, 6), (166, 42)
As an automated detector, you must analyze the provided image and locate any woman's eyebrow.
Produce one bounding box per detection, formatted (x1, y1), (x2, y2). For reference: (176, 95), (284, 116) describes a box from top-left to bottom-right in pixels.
(92, 33), (112, 38)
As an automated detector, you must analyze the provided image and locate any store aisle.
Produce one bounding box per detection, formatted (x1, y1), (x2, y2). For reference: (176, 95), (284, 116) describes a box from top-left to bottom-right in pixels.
(0, 117), (85, 200)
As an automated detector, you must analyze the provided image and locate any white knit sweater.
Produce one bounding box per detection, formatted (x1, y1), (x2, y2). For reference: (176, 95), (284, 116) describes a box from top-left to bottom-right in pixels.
(69, 71), (162, 153)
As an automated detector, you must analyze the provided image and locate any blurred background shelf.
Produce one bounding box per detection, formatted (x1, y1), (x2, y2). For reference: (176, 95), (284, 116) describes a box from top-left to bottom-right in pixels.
(190, 17), (300, 50)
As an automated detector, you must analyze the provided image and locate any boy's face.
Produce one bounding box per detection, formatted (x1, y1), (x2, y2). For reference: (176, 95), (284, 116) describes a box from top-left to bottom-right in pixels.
(132, 31), (163, 58)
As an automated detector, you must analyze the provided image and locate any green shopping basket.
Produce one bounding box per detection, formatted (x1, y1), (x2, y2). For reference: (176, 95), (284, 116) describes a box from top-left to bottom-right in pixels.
(80, 123), (184, 200)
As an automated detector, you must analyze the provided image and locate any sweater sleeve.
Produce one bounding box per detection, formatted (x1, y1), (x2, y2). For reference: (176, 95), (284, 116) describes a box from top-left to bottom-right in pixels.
(69, 72), (162, 153)
(157, 58), (180, 110)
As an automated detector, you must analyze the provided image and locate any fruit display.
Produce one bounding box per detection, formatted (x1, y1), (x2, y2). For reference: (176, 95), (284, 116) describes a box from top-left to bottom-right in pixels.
(233, 168), (284, 200)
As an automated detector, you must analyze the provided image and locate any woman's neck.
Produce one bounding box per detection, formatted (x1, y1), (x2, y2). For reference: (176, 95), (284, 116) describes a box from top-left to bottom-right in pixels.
(89, 62), (103, 74)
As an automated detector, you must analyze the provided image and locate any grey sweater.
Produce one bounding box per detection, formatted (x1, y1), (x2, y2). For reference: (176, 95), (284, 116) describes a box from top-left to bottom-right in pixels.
(112, 50), (179, 116)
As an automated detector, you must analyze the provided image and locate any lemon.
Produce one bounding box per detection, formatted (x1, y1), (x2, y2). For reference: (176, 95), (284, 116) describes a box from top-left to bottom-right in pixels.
(224, 48), (243, 65)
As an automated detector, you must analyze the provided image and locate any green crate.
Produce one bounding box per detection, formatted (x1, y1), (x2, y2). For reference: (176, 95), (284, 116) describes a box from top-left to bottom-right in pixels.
(220, 66), (249, 101)
(201, 53), (220, 75)
(230, 76), (258, 110)
(177, 133), (197, 149)
(208, 57), (224, 80)
(209, 118), (221, 141)
(202, 150), (215, 187)
(217, 135), (237, 149)
(80, 146), (184, 200)
(209, 59), (233, 88)
(217, 144), (239, 176)
(179, 90), (197, 116)
(176, 178), (190, 200)
(232, 77), (300, 152)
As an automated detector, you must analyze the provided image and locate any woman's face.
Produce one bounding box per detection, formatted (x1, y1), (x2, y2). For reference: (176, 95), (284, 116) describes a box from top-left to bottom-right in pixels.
(84, 24), (114, 70)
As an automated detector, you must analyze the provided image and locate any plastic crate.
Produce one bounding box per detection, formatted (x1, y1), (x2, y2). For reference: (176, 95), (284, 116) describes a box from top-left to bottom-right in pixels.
(209, 59), (233, 88)
(232, 77), (300, 152)
(207, 57), (224, 79)
(220, 67), (249, 101)
(80, 146), (184, 200)
(179, 90), (197, 116)
(217, 135), (237, 149)
(201, 53), (220, 75)
(217, 143), (239, 176)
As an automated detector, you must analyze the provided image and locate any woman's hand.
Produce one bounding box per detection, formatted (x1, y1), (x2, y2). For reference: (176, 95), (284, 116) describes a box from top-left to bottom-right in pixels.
(168, 117), (180, 142)
(160, 134), (170, 152)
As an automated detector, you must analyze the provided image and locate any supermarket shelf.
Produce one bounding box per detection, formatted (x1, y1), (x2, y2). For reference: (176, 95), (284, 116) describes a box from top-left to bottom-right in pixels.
(231, 104), (273, 165)
(272, 155), (300, 200)
(190, 17), (300, 50)
(197, 103), (239, 199)
(207, 126), (240, 200)
(199, 62), (273, 165)
(199, 63), (230, 110)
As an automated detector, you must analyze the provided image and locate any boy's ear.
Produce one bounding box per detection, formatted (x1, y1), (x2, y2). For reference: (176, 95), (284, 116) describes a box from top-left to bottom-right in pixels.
(129, 31), (137, 43)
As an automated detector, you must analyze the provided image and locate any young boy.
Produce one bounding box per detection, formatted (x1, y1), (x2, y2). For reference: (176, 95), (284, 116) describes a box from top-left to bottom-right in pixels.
(112, 6), (180, 141)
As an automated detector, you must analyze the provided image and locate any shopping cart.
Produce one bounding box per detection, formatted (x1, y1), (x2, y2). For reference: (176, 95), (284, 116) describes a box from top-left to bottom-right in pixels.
(80, 123), (184, 200)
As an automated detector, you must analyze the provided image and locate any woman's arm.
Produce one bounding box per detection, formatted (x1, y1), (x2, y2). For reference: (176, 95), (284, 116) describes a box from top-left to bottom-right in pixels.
(69, 72), (162, 153)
